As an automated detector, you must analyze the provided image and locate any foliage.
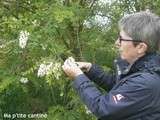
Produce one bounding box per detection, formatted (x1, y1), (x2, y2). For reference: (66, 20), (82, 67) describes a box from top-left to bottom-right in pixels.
(0, 0), (160, 120)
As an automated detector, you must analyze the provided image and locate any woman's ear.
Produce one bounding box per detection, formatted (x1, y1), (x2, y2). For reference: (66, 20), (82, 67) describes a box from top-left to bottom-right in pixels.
(137, 42), (148, 54)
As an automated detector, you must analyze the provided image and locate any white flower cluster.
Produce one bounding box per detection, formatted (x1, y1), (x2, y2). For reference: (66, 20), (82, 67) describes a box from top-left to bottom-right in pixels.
(32, 20), (40, 27)
(84, 106), (92, 114)
(0, 44), (4, 49)
(37, 62), (53, 77)
(20, 77), (29, 84)
(37, 62), (61, 79)
(51, 62), (61, 79)
(19, 30), (30, 49)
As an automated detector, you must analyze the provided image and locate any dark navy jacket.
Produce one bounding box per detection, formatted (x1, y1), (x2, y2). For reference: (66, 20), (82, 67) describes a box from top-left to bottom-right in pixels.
(73, 53), (160, 120)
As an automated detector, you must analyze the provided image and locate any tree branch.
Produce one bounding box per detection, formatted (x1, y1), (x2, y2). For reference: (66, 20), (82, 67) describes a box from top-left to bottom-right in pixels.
(89, 0), (97, 9)
(63, 0), (70, 6)
(55, 27), (70, 49)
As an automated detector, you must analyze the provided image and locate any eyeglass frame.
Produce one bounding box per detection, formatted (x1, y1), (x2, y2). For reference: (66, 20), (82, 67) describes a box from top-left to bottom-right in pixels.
(118, 35), (144, 44)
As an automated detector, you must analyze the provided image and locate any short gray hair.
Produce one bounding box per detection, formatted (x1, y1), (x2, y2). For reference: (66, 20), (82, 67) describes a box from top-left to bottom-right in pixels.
(119, 11), (160, 53)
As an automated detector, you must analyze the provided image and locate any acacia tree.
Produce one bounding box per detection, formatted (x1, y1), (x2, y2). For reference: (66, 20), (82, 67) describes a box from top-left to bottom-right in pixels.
(0, 0), (160, 119)
(0, 0), (105, 119)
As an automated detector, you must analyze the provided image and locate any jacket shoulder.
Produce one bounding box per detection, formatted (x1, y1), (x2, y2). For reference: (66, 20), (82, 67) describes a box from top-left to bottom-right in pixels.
(124, 72), (160, 90)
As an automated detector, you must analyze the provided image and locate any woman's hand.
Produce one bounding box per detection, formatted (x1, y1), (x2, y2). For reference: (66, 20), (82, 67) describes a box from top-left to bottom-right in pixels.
(76, 62), (92, 72)
(62, 57), (83, 80)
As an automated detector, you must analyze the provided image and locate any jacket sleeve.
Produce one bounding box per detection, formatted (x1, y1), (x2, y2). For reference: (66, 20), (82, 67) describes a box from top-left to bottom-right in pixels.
(85, 64), (116, 90)
(73, 74), (153, 120)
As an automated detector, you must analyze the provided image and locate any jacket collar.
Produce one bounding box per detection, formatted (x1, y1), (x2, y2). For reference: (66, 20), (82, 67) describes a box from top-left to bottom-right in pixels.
(115, 53), (160, 76)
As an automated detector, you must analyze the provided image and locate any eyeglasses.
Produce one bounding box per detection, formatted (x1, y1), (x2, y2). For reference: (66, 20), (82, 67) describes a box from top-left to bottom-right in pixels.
(118, 35), (143, 44)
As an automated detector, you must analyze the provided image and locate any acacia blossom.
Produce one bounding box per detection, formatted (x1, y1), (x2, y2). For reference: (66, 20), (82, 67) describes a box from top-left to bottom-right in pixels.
(37, 62), (53, 77)
(19, 30), (30, 49)
(37, 62), (61, 79)
(20, 77), (29, 84)
(84, 106), (92, 114)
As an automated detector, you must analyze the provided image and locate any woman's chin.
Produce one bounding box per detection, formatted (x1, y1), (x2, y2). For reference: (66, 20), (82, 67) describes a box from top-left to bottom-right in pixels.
(120, 55), (127, 61)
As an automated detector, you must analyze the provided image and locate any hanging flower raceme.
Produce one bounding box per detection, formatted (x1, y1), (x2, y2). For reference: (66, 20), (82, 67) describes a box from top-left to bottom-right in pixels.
(84, 106), (92, 114)
(19, 30), (30, 49)
(37, 62), (53, 77)
(20, 77), (29, 84)
(51, 62), (61, 79)
(37, 61), (62, 79)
